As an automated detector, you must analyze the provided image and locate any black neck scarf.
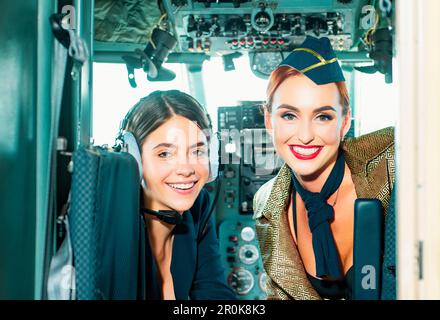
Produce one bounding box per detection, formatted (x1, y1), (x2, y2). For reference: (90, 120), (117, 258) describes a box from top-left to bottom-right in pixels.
(291, 148), (345, 279)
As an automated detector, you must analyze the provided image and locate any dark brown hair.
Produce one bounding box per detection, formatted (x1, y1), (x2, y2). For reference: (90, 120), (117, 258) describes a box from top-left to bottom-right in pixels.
(123, 90), (211, 147)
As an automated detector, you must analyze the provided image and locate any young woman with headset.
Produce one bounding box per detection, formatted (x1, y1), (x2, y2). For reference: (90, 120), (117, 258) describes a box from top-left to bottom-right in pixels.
(117, 90), (236, 300)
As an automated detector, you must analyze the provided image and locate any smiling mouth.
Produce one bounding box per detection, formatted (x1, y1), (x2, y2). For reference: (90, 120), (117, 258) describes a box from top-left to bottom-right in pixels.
(289, 145), (323, 160)
(167, 182), (196, 190)
(167, 181), (198, 194)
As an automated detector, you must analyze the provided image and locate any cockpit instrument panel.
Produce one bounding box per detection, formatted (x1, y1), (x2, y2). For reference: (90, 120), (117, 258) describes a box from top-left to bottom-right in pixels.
(163, 0), (369, 54)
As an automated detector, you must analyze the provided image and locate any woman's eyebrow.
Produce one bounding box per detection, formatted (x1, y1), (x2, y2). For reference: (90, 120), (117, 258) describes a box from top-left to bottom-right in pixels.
(153, 143), (177, 150)
(153, 141), (206, 149)
(189, 141), (206, 149)
(276, 104), (336, 113)
(314, 106), (336, 113)
(276, 104), (299, 112)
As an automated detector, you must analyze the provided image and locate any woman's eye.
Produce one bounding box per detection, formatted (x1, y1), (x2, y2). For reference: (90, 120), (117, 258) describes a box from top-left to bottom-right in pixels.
(193, 149), (207, 157)
(158, 151), (172, 158)
(316, 114), (333, 121)
(281, 113), (296, 121)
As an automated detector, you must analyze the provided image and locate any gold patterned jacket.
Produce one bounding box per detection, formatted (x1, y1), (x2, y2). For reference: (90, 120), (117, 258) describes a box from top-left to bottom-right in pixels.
(253, 127), (395, 300)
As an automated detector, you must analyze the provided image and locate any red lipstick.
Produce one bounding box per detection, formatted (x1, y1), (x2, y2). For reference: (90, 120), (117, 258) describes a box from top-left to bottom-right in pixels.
(289, 145), (323, 160)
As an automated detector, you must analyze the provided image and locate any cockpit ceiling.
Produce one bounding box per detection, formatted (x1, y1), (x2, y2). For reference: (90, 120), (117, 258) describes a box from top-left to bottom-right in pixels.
(93, 0), (386, 79)
(94, 0), (369, 51)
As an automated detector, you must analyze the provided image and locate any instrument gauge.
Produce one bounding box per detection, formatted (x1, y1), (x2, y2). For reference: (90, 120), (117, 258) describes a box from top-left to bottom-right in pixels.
(227, 268), (255, 295)
(250, 51), (284, 79)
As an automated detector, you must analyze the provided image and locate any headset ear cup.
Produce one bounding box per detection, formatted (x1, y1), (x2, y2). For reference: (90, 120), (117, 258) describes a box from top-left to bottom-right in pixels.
(207, 133), (220, 183)
(121, 131), (145, 186)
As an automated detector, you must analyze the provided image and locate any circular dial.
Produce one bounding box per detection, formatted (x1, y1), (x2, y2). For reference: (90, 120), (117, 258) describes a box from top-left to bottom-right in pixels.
(259, 272), (268, 293)
(250, 51), (284, 79)
(227, 268), (255, 295)
(240, 226), (255, 242)
(251, 8), (274, 33)
(239, 244), (259, 265)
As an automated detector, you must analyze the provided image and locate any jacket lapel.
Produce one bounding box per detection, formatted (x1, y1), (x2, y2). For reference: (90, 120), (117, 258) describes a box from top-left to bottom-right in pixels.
(259, 164), (321, 300)
(343, 128), (395, 213)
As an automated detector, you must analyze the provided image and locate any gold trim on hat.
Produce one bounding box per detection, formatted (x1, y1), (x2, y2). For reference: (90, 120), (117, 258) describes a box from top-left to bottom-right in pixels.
(293, 47), (338, 73)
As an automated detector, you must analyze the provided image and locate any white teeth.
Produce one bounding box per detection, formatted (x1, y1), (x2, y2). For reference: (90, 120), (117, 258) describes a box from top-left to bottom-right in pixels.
(292, 147), (320, 155)
(168, 182), (195, 190)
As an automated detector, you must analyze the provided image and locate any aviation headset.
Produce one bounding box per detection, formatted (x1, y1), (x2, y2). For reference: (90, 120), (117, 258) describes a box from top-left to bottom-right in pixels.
(114, 92), (219, 225)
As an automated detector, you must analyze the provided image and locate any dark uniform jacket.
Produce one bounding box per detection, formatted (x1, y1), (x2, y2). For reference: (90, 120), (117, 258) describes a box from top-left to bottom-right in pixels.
(145, 188), (237, 300)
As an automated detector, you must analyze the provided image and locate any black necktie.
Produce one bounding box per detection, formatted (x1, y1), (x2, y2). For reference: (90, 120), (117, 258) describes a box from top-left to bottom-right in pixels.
(291, 148), (345, 279)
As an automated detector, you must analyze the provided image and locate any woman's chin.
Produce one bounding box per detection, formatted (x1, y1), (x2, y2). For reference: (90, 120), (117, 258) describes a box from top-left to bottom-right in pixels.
(288, 162), (318, 176)
(166, 203), (192, 213)
(162, 196), (198, 213)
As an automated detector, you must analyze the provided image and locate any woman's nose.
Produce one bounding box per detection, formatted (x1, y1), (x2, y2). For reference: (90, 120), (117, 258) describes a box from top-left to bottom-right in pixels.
(297, 121), (314, 144)
(175, 164), (196, 177)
